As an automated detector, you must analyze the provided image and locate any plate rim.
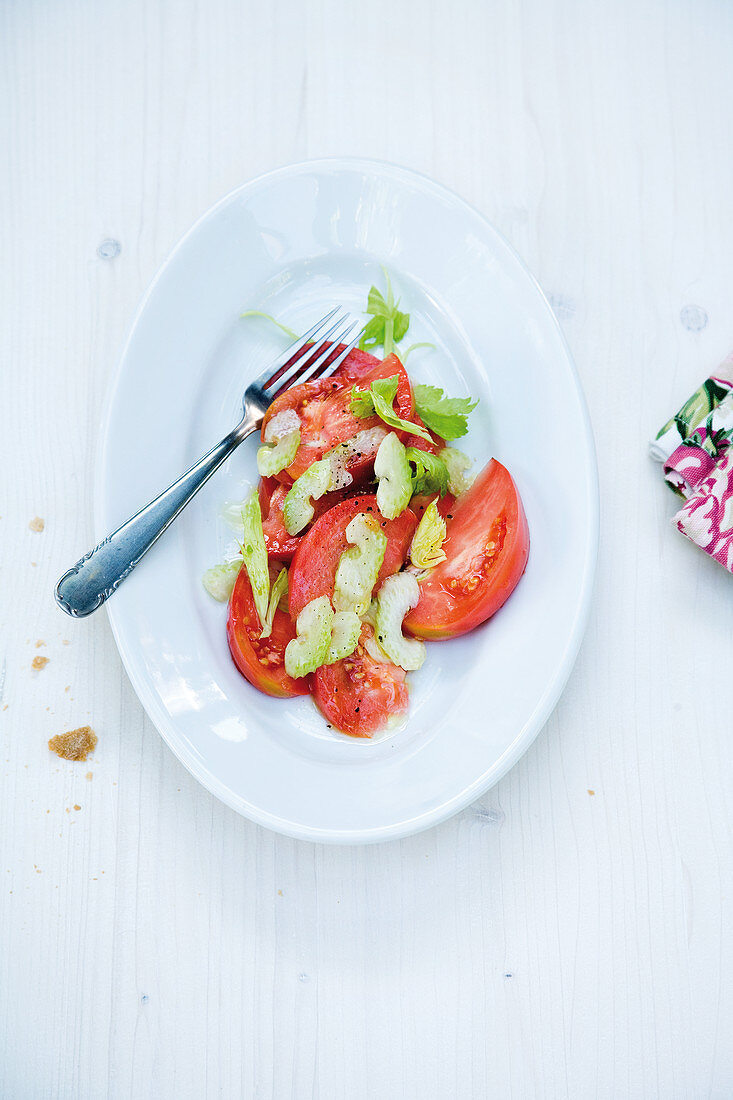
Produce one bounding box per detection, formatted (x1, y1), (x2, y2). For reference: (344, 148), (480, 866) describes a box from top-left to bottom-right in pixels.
(95, 156), (599, 844)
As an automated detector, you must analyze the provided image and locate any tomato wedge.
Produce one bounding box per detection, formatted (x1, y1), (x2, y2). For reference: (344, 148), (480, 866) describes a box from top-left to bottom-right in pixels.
(312, 624), (408, 738)
(410, 492), (457, 521)
(404, 459), (529, 640)
(258, 477), (362, 563)
(259, 480), (302, 562)
(227, 568), (309, 698)
(288, 494), (418, 619)
(261, 349), (414, 484)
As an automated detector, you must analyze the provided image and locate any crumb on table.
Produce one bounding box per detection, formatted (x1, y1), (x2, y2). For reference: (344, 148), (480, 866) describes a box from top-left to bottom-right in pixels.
(29, 516), (45, 532)
(48, 726), (97, 761)
(32, 656), (49, 671)
(35, 640), (46, 648)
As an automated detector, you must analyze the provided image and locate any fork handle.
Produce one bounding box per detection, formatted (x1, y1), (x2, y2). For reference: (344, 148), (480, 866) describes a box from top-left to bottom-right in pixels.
(55, 418), (258, 617)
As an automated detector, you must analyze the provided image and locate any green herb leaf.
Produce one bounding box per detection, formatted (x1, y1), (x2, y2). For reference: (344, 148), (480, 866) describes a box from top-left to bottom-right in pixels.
(349, 374), (432, 442)
(350, 385), (376, 418)
(413, 384), (479, 440)
(358, 269), (410, 357)
(405, 447), (449, 496)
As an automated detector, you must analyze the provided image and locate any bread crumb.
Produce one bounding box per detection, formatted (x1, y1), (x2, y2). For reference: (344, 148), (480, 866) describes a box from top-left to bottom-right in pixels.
(35, 640), (46, 648)
(62, 640), (70, 646)
(85, 772), (93, 781)
(29, 516), (45, 532)
(48, 726), (97, 761)
(73, 804), (81, 811)
(587, 789), (595, 796)
(64, 686), (70, 693)
(32, 656), (49, 671)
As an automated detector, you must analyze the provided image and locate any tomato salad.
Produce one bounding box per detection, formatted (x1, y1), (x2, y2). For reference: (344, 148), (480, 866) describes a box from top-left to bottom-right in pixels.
(204, 275), (529, 738)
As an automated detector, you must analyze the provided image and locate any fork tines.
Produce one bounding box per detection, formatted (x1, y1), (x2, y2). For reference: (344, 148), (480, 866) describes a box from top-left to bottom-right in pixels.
(263, 308), (363, 397)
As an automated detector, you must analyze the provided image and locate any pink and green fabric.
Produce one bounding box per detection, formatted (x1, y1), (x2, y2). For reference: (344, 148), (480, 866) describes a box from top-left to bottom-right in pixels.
(650, 352), (733, 571)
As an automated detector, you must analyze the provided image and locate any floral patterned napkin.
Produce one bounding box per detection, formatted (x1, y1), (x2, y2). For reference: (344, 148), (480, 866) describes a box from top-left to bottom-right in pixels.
(650, 352), (733, 571)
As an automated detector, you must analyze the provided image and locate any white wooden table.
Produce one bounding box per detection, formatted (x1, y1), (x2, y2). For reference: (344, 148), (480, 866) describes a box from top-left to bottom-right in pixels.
(3, 1), (733, 1096)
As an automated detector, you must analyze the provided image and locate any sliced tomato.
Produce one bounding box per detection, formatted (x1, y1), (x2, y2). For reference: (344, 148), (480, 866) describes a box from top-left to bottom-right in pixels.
(259, 478), (362, 563)
(288, 494), (418, 619)
(260, 482), (301, 562)
(227, 569), (309, 698)
(410, 492), (457, 521)
(404, 459), (529, 640)
(258, 475), (279, 514)
(312, 624), (408, 738)
(261, 349), (414, 484)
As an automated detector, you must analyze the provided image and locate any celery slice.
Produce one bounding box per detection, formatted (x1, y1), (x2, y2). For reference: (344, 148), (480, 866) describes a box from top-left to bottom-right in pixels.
(202, 560), (241, 602)
(374, 432), (412, 520)
(239, 491), (270, 628)
(282, 459), (333, 535)
(440, 447), (475, 496)
(325, 611), (361, 664)
(284, 596), (334, 678)
(362, 629), (393, 664)
(257, 429), (301, 478)
(259, 567), (288, 639)
(409, 499), (447, 569)
(333, 513), (388, 616)
(374, 573), (427, 671)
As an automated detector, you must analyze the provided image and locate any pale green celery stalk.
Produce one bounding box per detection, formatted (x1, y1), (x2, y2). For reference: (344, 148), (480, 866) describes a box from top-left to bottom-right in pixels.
(333, 513), (388, 616)
(284, 596), (333, 678)
(259, 568), (288, 639)
(383, 314), (395, 357)
(440, 447), (475, 495)
(240, 491), (270, 628)
(282, 459), (332, 535)
(239, 310), (298, 340)
(374, 573), (426, 671)
(257, 429), (300, 478)
(325, 611), (361, 664)
(202, 560), (241, 602)
(409, 499), (447, 569)
(401, 342), (436, 363)
(374, 432), (412, 520)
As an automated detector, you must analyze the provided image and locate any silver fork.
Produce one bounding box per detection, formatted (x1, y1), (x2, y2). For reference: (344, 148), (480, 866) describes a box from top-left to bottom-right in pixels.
(55, 308), (363, 617)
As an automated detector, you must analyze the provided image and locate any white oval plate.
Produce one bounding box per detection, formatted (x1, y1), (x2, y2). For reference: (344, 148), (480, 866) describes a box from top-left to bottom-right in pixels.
(98, 159), (598, 844)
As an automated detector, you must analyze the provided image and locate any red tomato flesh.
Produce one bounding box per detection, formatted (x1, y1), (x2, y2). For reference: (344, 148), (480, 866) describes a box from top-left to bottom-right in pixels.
(404, 459), (529, 640)
(261, 349), (414, 484)
(227, 568), (309, 698)
(258, 477), (363, 563)
(259, 481), (301, 562)
(288, 494), (418, 620)
(312, 624), (408, 738)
